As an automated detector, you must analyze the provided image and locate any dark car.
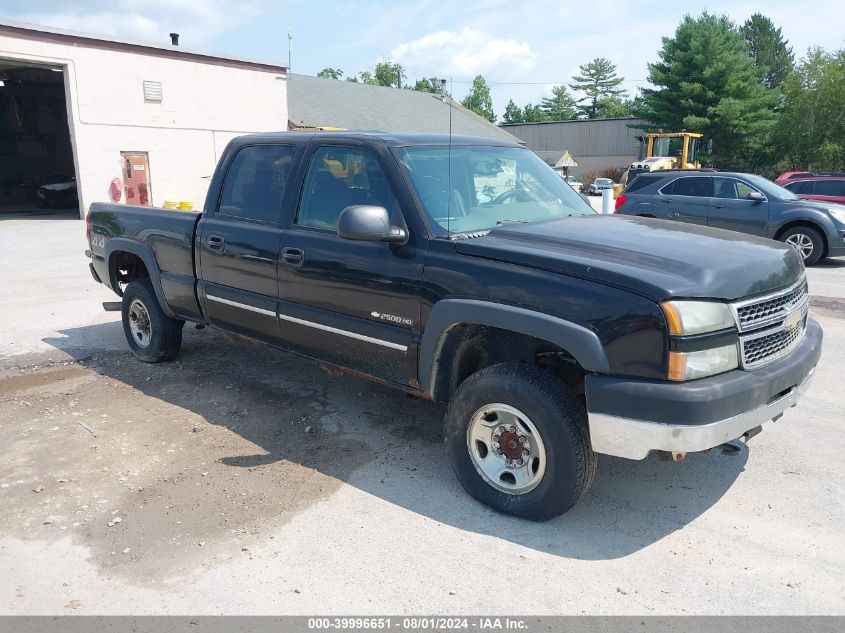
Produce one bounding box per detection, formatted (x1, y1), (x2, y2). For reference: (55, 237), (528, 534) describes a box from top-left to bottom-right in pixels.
(780, 176), (845, 206)
(615, 170), (845, 265)
(36, 174), (78, 209)
(85, 133), (821, 520)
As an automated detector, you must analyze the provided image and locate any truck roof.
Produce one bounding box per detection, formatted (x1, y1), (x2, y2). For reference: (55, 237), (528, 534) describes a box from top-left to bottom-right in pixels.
(233, 130), (524, 148)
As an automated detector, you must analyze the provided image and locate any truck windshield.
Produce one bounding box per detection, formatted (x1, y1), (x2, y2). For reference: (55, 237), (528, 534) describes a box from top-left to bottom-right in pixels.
(396, 145), (594, 235)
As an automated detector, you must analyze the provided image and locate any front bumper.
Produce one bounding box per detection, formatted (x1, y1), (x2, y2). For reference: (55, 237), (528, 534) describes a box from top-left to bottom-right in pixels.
(586, 319), (822, 460)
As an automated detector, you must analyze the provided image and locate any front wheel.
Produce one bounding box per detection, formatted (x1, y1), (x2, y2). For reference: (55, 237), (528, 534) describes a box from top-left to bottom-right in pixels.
(780, 226), (824, 266)
(444, 362), (597, 521)
(121, 279), (184, 363)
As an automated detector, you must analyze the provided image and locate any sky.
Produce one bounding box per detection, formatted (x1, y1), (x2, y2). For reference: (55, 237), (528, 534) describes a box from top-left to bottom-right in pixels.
(3, 0), (844, 118)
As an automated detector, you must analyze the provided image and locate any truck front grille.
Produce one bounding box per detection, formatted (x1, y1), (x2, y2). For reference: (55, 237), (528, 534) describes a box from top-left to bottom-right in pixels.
(732, 277), (809, 369)
(735, 279), (808, 333)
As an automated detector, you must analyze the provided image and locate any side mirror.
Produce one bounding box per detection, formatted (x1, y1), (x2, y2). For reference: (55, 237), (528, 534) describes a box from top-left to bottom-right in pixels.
(337, 205), (407, 243)
(748, 191), (765, 202)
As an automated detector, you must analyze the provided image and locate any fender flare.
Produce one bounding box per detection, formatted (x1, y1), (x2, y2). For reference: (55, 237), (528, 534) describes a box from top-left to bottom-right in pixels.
(104, 238), (176, 318)
(418, 299), (610, 394)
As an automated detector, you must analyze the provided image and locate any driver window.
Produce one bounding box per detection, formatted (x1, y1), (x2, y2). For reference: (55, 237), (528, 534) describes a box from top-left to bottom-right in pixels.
(715, 177), (759, 200)
(296, 146), (398, 230)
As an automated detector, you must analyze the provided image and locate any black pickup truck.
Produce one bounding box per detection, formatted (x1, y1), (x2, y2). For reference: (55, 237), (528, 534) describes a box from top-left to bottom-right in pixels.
(86, 132), (822, 520)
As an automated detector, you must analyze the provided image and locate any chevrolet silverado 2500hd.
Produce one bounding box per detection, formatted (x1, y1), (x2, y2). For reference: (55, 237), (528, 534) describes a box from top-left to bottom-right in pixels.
(86, 132), (822, 520)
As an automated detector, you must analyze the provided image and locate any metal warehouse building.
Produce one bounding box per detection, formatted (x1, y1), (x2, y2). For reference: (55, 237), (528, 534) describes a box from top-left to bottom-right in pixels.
(501, 117), (648, 177)
(0, 20), (287, 219)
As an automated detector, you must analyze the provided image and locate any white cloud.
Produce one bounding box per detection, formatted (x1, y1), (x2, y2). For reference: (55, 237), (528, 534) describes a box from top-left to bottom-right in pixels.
(389, 27), (536, 79)
(14, 0), (264, 46)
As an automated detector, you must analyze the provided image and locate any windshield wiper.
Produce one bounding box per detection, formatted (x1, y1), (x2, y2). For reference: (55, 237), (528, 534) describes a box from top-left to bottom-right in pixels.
(496, 218), (530, 225)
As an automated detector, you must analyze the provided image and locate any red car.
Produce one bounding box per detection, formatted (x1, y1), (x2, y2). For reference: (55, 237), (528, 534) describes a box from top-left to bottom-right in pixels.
(776, 172), (845, 204)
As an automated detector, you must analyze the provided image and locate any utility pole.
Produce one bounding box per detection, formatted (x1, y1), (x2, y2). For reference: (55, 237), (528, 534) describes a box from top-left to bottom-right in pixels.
(287, 28), (292, 73)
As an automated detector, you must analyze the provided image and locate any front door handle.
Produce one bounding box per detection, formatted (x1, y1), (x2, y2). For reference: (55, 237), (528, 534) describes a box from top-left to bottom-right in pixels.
(281, 247), (304, 265)
(207, 235), (225, 251)
(713, 203), (725, 209)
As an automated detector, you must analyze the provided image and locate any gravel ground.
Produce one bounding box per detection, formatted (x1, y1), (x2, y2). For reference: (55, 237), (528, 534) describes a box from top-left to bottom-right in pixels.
(0, 212), (843, 615)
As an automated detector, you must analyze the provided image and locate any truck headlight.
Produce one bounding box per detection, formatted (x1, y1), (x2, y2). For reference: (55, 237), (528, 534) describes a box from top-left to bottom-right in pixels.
(661, 300), (735, 335)
(668, 345), (739, 381)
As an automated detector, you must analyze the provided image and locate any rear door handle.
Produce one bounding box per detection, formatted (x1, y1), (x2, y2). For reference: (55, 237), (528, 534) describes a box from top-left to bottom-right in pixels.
(713, 203), (725, 208)
(207, 235), (225, 251)
(281, 247), (304, 265)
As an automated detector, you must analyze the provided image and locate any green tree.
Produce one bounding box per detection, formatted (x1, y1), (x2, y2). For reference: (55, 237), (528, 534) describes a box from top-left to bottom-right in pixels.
(741, 13), (794, 89)
(570, 57), (627, 118)
(346, 71), (376, 84)
(461, 75), (496, 123)
(412, 77), (443, 94)
(776, 47), (845, 171)
(594, 96), (632, 118)
(317, 67), (344, 80)
(539, 85), (577, 120)
(502, 99), (524, 124)
(374, 61), (406, 88)
(640, 11), (777, 168)
(522, 103), (549, 123)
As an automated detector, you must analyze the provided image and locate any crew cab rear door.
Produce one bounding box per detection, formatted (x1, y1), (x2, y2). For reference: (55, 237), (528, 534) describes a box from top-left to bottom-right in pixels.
(708, 176), (769, 236)
(276, 140), (425, 386)
(196, 142), (303, 344)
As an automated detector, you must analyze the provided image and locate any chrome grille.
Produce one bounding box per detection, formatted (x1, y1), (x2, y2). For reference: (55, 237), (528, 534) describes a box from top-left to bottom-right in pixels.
(732, 278), (809, 369)
(740, 317), (806, 369)
(734, 279), (808, 333)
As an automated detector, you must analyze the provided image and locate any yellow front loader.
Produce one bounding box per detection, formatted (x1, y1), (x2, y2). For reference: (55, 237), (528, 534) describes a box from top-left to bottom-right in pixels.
(613, 132), (703, 196)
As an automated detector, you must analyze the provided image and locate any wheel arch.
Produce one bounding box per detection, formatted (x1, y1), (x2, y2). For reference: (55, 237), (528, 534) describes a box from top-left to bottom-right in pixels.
(105, 238), (176, 318)
(774, 220), (829, 258)
(419, 300), (610, 401)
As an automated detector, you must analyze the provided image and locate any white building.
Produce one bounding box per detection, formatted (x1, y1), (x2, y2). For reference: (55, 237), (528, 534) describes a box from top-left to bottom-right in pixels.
(0, 20), (287, 218)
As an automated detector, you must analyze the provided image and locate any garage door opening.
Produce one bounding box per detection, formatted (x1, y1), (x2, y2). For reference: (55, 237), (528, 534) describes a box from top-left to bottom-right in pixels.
(0, 59), (78, 218)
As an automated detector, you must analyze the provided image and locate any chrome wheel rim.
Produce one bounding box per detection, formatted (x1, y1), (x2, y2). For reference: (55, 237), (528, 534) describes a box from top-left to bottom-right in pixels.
(128, 299), (152, 348)
(466, 403), (547, 495)
(785, 233), (814, 260)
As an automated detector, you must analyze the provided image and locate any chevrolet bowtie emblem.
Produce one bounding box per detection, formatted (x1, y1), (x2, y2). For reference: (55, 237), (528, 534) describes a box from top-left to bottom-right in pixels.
(783, 307), (803, 329)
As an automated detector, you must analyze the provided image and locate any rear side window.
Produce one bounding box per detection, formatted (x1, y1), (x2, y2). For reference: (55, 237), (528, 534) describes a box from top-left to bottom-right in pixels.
(814, 180), (845, 196)
(668, 177), (713, 197)
(625, 174), (662, 192)
(784, 180), (814, 194)
(218, 145), (297, 223)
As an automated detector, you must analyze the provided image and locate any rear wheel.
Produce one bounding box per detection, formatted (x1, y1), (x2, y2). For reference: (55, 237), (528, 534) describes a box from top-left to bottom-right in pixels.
(780, 226), (824, 266)
(121, 279), (183, 363)
(444, 362), (596, 521)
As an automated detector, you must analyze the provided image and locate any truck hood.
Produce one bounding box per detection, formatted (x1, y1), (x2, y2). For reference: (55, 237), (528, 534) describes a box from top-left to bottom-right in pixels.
(455, 215), (804, 301)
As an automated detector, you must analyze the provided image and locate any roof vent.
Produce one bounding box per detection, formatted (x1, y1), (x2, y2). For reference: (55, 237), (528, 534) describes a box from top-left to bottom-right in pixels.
(143, 80), (163, 102)
(170, 33), (179, 46)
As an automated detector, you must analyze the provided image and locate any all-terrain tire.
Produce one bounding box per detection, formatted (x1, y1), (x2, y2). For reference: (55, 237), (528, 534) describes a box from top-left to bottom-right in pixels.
(121, 279), (183, 363)
(444, 362), (597, 521)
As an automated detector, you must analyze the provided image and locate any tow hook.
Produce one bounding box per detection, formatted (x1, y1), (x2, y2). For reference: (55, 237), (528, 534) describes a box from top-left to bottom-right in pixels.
(716, 425), (764, 456)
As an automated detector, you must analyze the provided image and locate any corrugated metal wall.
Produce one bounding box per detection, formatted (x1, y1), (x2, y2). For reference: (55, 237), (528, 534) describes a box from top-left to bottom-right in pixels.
(502, 118), (648, 175)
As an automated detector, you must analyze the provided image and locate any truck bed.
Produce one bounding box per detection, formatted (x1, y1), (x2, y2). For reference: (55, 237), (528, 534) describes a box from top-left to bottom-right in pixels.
(88, 203), (202, 320)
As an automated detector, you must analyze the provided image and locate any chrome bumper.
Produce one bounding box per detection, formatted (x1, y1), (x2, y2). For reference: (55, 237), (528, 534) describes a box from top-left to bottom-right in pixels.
(588, 369), (815, 460)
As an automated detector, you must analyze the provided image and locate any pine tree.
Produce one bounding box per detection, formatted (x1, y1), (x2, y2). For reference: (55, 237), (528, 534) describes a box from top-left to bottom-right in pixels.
(741, 13), (794, 89)
(539, 85), (577, 120)
(640, 11), (777, 167)
(569, 57), (626, 118)
(522, 103), (549, 123)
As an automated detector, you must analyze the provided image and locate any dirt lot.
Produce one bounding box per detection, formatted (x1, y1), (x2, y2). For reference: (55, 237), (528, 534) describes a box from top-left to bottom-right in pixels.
(1, 213), (844, 614)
